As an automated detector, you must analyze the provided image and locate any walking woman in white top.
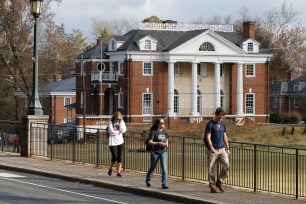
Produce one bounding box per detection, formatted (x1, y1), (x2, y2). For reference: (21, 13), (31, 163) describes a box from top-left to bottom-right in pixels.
(107, 111), (126, 177)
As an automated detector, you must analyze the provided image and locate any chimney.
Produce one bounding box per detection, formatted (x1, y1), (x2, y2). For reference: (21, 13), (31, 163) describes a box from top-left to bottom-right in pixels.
(162, 20), (177, 24)
(243, 21), (255, 38)
(97, 38), (101, 45)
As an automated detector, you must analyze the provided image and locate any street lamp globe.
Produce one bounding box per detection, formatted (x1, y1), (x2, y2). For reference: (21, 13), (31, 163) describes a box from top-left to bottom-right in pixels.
(30, 0), (44, 17)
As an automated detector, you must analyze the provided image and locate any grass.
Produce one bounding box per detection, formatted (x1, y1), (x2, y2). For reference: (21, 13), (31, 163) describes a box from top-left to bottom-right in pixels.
(126, 123), (306, 148)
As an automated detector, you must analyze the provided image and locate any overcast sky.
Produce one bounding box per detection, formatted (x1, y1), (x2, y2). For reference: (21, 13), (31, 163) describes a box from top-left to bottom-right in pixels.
(51, 0), (306, 43)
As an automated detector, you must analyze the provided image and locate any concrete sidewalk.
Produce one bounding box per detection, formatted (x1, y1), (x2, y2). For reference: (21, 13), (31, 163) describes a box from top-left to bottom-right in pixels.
(0, 152), (305, 204)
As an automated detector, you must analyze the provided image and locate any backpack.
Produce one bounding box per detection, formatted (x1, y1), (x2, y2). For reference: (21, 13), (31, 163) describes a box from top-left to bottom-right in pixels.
(105, 121), (115, 139)
(145, 130), (155, 152)
(204, 121), (213, 149)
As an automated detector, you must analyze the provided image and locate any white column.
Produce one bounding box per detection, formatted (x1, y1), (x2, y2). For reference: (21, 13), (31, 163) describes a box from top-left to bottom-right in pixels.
(214, 63), (221, 109)
(236, 63), (244, 115)
(191, 62), (199, 115)
(168, 62), (175, 116)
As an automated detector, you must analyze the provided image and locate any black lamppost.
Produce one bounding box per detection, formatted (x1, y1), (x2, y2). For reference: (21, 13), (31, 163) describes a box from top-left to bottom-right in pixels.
(28, 0), (44, 115)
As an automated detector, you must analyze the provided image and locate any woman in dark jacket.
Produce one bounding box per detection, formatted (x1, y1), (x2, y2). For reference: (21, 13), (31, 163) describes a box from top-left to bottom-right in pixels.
(145, 118), (169, 189)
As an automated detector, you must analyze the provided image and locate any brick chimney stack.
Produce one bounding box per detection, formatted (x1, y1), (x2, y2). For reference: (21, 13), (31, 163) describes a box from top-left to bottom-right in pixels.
(243, 21), (255, 38)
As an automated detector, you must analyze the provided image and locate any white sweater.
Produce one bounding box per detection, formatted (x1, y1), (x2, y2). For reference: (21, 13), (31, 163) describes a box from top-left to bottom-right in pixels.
(107, 120), (126, 146)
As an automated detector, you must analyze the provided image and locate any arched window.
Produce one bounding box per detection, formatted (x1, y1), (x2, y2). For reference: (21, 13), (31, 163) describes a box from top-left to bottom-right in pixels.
(199, 42), (215, 51)
(197, 90), (202, 114)
(174, 89), (179, 114)
(220, 90), (224, 108)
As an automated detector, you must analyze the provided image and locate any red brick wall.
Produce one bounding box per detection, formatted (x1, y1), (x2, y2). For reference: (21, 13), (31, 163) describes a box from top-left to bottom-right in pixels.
(231, 63), (268, 122)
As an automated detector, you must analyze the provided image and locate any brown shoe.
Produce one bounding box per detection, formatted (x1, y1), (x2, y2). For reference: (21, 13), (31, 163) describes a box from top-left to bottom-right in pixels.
(216, 179), (224, 192)
(210, 186), (218, 193)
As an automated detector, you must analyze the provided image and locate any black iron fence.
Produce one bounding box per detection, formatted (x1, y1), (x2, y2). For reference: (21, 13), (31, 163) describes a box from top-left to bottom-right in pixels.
(1, 121), (306, 199)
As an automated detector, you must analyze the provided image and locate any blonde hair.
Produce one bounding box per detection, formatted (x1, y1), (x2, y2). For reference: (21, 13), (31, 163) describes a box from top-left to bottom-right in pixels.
(111, 111), (123, 121)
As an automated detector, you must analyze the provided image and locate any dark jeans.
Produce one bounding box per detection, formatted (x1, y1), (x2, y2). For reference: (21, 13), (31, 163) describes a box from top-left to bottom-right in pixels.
(146, 151), (167, 187)
(109, 144), (123, 163)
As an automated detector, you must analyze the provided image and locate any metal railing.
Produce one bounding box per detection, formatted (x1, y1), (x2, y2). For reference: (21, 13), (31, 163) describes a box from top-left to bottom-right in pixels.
(0, 120), (22, 153)
(25, 123), (306, 199)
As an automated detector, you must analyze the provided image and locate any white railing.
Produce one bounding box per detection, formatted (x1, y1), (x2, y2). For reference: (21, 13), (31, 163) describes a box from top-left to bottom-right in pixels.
(135, 22), (233, 32)
(91, 72), (117, 82)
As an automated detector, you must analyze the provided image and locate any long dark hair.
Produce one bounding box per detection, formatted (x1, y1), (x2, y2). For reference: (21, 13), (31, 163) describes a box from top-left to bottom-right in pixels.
(150, 118), (163, 131)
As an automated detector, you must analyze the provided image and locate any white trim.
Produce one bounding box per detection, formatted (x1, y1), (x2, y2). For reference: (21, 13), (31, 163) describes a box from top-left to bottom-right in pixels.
(245, 93), (255, 115)
(142, 92), (152, 115)
(142, 62), (152, 76)
(135, 22), (233, 32)
(245, 63), (256, 77)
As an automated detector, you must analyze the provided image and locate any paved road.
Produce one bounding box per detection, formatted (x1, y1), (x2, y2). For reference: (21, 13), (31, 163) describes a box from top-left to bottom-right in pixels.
(0, 153), (306, 204)
(0, 169), (178, 204)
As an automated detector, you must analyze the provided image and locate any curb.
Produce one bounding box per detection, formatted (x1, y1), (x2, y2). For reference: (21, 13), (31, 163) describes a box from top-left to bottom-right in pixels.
(0, 164), (217, 204)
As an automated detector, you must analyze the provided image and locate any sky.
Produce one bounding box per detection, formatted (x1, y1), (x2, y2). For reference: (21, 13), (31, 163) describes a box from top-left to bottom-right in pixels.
(51, 0), (306, 43)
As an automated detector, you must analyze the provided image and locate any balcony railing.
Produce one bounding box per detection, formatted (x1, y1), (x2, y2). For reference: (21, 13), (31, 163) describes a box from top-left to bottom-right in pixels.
(91, 71), (118, 82)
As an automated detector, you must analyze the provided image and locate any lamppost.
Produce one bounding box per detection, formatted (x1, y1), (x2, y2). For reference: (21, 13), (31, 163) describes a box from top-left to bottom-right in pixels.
(28, 0), (44, 115)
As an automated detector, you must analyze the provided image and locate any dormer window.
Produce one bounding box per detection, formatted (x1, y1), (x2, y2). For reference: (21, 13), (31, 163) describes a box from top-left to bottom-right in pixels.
(199, 42), (215, 51)
(145, 40), (151, 50)
(247, 42), (253, 52)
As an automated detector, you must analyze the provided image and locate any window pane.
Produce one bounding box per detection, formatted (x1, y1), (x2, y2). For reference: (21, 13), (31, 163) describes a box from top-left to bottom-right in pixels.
(199, 42), (215, 51)
(174, 89), (179, 113)
(246, 64), (254, 76)
(143, 62), (152, 75)
(119, 63), (124, 75)
(142, 93), (152, 114)
(248, 42), (253, 51)
(64, 98), (71, 106)
(246, 94), (254, 114)
(145, 40), (151, 50)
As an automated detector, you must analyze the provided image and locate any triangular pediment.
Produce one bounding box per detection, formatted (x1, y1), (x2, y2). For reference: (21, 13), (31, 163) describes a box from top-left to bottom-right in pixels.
(169, 30), (245, 55)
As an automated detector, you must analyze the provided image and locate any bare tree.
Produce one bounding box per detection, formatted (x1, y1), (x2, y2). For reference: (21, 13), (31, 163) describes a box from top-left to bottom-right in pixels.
(90, 18), (135, 42)
(0, 0), (77, 120)
(257, 2), (306, 80)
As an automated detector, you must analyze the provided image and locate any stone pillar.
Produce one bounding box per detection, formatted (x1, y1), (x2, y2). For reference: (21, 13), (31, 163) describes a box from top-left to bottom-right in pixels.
(236, 63), (244, 115)
(168, 62), (175, 116)
(214, 63), (221, 109)
(22, 115), (49, 157)
(191, 62), (199, 115)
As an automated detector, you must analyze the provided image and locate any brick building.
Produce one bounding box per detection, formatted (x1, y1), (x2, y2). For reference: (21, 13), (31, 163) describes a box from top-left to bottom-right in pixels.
(17, 77), (76, 125)
(75, 21), (272, 128)
(270, 76), (306, 120)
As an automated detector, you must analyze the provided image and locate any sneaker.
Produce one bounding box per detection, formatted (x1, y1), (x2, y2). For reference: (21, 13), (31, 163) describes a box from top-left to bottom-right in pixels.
(210, 186), (218, 193)
(146, 183), (151, 187)
(117, 173), (124, 178)
(108, 169), (112, 176)
(162, 185), (169, 189)
(216, 179), (224, 192)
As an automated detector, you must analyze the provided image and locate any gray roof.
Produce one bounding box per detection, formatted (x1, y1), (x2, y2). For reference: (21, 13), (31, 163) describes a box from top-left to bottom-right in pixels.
(288, 76), (306, 92)
(116, 29), (247, 52)
(117, 29), (186, 51)
(111, 35), (128, 41)
(77, 44), (108, 59)
(39, 77), (76, 93)
(270, 81), (283, 97)
(79, 27), (271, 57)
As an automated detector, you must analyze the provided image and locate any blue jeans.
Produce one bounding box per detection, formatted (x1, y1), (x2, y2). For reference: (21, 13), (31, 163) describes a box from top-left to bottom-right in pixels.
(146, 151), (167, 187)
